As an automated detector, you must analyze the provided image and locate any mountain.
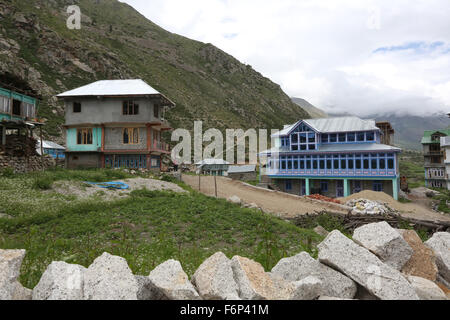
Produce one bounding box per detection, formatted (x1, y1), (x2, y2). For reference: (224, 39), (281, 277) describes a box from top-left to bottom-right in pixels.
(329, 111), (450, 151)
(291, 97), (328, 119)
(0, 0), (309, 143)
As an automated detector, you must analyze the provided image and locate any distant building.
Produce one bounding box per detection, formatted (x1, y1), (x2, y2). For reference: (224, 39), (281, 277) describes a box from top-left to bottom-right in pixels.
(421, 129), (450, 189)
(376, 122), (395, 146)
(57, 79), (175, 170)
(228, 165), (257, 181)
(259, 116), (402, 200)
(196, 159), (230, 176)
(0, 86), (44, 156)
(36, 140), (65, 159)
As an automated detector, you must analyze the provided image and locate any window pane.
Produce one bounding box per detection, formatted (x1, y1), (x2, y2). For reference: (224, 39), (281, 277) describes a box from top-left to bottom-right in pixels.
(327, 160), (332, 169)
(313, 160), (318, 169)
(330, 134), (337, 143)
(357, 132), (365, 141)
(334, 160), (339, 169)
(364, 159), (369, 169)
(308, 133), (315, 143)
(308, 144), (316, 150)
(292, 145), (298, 151)
(321, 134), (329, 143)
(300, 145), (307, 151)
(348, 158), (354, 169)
(288, 158), (292, 169)
(300, 160), (305, 169)
(306, 160), (311, 169)
(356, 159), (361, 169)
(371, 159), (378, 169)
(291, 134), (298, 143)
(366, 131), (375, 141)
(380, 159), (386, 169)
(123, 129), (129, 144)
(338, 133), (346, 142)
(300, 134), (307, 143)
(388, 159), (394, 169)
(347, 133), (355, 142)
(293, 159), (299, 169)
(341, 159), (347, 169)
(320, 160), (325, 169)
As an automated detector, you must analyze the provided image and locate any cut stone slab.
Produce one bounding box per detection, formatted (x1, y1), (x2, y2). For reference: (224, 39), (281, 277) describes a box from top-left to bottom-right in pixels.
(227, 196), (241, 205)
(12, 282), (32, 300)
(83, 252), (138, 300)
(191, 252), (240, 300)
(400, 230), (438, 281)
(149, 260), (201, 300)
(271, 252), (357, 299)
(406, 275), (447, 300)
(231, 256), (293, 300)
(135, 275), (165, 300)
(0, 249), (26, 300)
(318, 230), (419, 300)
(290, 276), (322, 300)
(32, 261), (86, 300)
(425, 232), (450, 284)
(353, 221), (413, 270)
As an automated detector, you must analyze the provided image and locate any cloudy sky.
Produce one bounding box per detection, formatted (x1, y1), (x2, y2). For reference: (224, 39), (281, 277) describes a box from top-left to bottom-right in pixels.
(121, 0), (450, 117)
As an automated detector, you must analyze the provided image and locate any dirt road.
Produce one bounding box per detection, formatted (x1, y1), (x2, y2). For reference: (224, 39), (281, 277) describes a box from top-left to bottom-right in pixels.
(182, 175), (349, 218)
(182, 175), (450, 223)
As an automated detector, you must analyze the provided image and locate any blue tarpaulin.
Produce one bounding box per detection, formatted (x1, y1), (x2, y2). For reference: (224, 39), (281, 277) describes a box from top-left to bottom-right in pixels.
(84, 182), (130, 190)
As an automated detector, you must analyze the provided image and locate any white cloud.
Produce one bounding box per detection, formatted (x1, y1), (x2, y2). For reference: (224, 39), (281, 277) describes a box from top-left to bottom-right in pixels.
(121, 0), (450, 116)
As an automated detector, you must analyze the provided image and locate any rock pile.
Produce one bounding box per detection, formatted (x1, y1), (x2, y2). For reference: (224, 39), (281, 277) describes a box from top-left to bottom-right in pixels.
(1, 225), (449, 300)
(346, 198), (399, 216)
(0, 155), (55, 173)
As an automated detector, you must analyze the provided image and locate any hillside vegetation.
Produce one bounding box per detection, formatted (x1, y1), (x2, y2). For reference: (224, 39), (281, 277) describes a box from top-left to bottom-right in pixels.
(0, 0), (309, 142)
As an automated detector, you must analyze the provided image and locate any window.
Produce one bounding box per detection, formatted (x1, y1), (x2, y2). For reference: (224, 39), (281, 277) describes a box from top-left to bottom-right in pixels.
(347, 133), (355, 142)
(357, 132), (365, 142)
(388, 158), (394, 170)
(321, 134), (329, 143)
(373, 181), (383, 192)
(154, 105), (160, 118)
(12, 100), (21, 116)
(287, 157), (293, 170)
(329, 134), (337, 143)
(348, 156), (354, 169)
(338, 133), (346, 142)
(77, 128), (93, 145)
(363, 159), (369, 169)
(123, 128), (139, 144)
(320, 160), (325, 170)
(123, 101), (139, 115)
(73, 102), (82, 113)
(0, 96), (10, 114)
(292, 134), (298, 143)
(355, 159), (361, 169)
(379, 158), (386, 169)
(334, 159), (339, 169)
(371, 158), (378, 169)
(341, 159), (347, 169)
(286, 180), (292, 191)
(293, 159), (299, 169)
(366, 131), (375, 141)
(320, 181), (329, 193)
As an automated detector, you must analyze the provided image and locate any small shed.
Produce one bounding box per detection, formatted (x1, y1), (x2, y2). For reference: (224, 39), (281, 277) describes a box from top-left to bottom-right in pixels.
(228, 165), (257, 181)
(36, 140), (65, 159)
(195, 159), (230, 176)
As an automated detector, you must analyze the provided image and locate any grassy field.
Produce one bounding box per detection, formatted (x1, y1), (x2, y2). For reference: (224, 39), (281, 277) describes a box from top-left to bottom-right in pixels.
(0, 168), (322, 289)
(399, 150), (425, 189)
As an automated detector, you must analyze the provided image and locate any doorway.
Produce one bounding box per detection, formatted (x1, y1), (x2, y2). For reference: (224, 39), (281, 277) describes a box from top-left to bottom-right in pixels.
(336, 180), (344, 197)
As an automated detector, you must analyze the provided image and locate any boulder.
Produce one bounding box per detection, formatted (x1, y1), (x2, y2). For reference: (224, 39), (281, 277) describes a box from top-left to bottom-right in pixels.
(353, 221), (413, 270)
(135, 275), (165, 300)
(148, 260), (201, 300)
(313, 226), (329, 237)
(399, 230), (438, 281)
(271, 252), (357, 299)
(83, 252), (138, 300)
(191, 252), (240, 300)
(11, 283), (32, 300)
(0, 249), (27, 300)
(425, 232), (450, 284)
(290, 276), (322, 300)
(227, 195), (241, 205)
(406, 276), (447, 300)
(318, 230), (419, 300)
(32, 261), (86, 300)
(231, 256), (293, 300)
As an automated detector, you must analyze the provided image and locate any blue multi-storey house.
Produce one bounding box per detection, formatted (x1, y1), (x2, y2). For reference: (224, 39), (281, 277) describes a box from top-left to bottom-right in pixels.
(260, 117), (401, 200)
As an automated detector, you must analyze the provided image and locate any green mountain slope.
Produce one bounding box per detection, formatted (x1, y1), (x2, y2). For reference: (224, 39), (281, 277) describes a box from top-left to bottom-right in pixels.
(291, 97), (328, 119)
(0, 0), (309, 142)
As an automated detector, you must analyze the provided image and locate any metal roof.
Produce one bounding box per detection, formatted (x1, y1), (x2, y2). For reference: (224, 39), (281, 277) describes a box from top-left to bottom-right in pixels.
(57, 79), (160, 98)
(421, 129), (450, 144)
(273, 117), (380, 137)
(228, 165), (256, 174)
(38, 140), (65, 150)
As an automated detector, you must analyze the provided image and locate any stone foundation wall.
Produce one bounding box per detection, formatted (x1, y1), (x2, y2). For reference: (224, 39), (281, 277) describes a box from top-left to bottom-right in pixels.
(0, 155), (56, 173)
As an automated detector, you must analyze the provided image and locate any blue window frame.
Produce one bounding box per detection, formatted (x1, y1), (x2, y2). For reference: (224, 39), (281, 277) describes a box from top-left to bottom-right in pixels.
(338, 133), (346, 142)
(373, 181), (383, 192)
(286, 180), (292, 191)
(321, 134), (329, 143)
(320, 181), (329, 193)
(347, 133), (356, 142)
(366, 131), (375, 141)
(357, 132), (365, 142)
(329, 134), (337, 143)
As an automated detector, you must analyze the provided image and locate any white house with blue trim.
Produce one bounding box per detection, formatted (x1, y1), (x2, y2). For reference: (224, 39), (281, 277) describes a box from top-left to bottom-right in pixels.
(259, 117), (401, 200)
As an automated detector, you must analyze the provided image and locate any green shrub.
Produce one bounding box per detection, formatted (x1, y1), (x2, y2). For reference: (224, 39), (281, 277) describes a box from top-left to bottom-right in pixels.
(0, 168), (15, 178)
(33, 176), (53, 190)
(160, 174), (178, 184)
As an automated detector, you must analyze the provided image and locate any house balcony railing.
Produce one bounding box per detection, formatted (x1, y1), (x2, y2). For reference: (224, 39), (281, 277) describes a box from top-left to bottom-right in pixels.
(152, 141), (171, 153)
(425, 150), (444, 156)
(264, 168), (397, 178)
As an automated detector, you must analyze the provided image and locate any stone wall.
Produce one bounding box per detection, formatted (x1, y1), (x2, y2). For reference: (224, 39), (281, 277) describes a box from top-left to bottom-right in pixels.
(0, 154), (56, 173)
(1, 225), (448, 301)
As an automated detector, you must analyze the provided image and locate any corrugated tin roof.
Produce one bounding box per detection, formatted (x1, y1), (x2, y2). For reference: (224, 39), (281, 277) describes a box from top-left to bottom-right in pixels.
(228, 165), (256, 174)
(273, 117), (380, 137)
(37, 140), (65, 150)
(57, 79), (160, 97)
(421, 129), (450, 144)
